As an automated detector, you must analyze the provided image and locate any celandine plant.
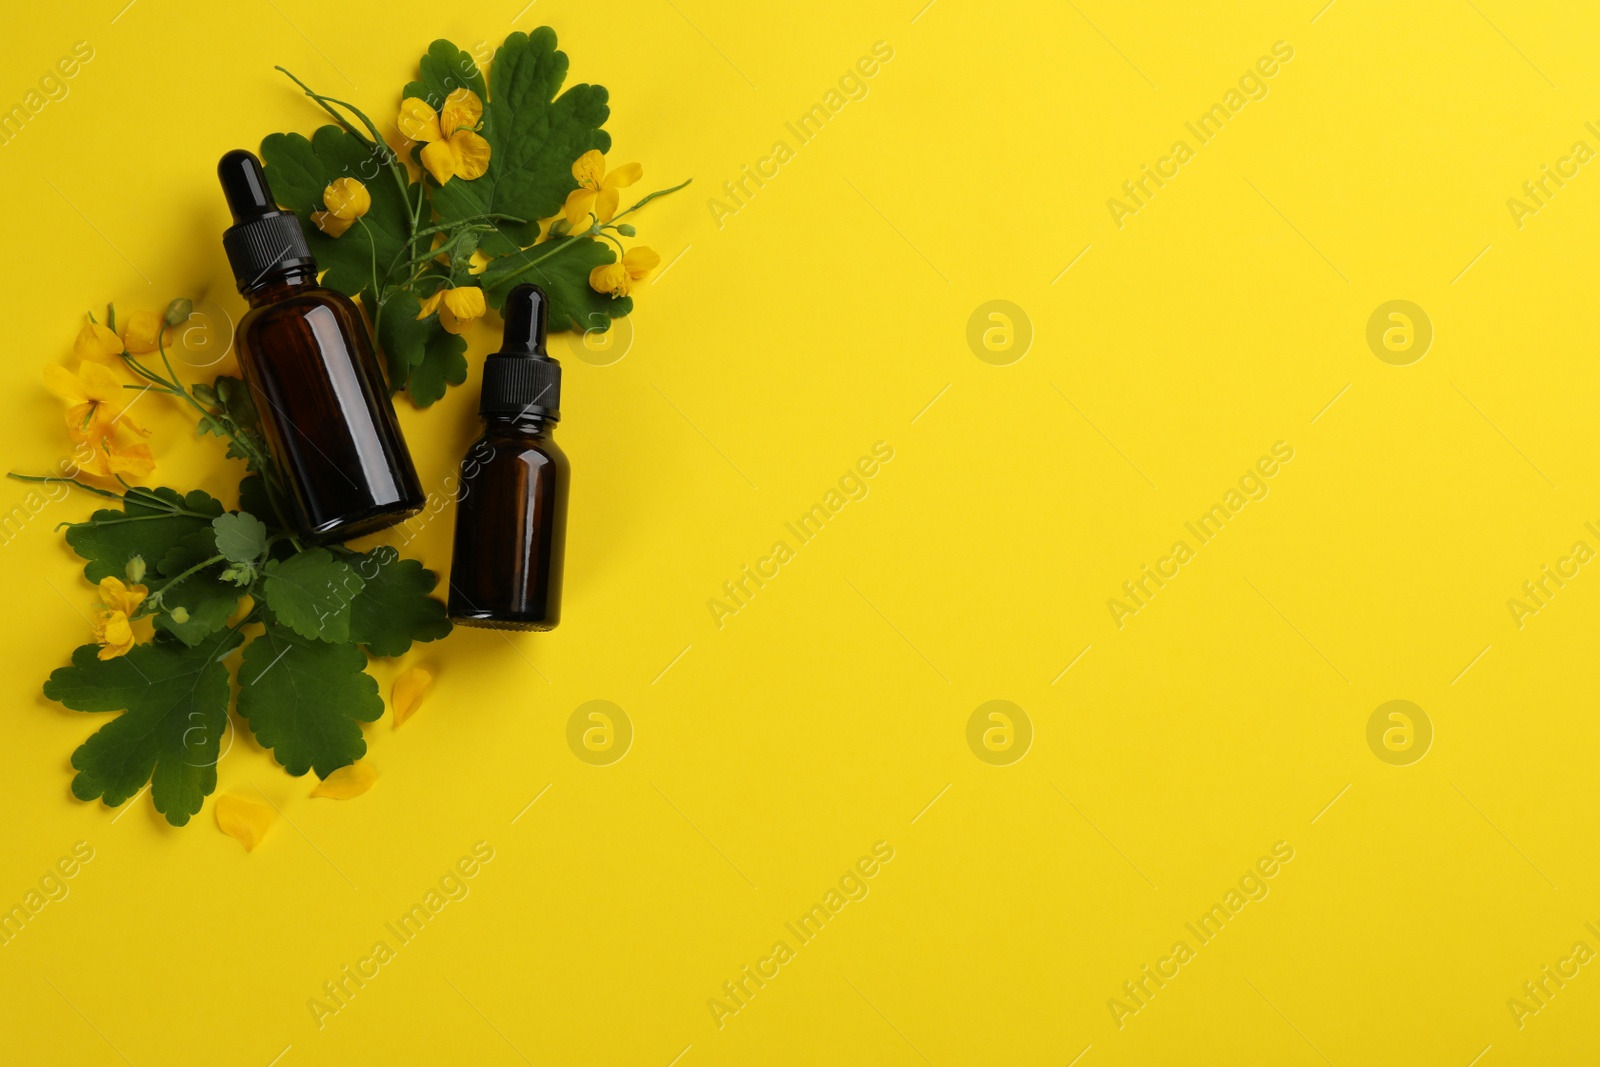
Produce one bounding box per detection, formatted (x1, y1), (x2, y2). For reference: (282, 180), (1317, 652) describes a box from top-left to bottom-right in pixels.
(264, 29), (687, 405)
(13, 27), (685, 829)
(14, 299), (450, 827)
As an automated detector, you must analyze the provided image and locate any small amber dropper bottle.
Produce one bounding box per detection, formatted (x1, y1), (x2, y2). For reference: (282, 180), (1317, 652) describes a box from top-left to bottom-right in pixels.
(218, 149), (424, 543)
(448, 284), (570, 630)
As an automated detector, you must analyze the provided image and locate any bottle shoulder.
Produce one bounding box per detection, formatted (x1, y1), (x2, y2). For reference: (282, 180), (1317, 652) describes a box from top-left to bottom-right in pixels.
(464, 427), (568, 472)
(239, 284), (358, 331)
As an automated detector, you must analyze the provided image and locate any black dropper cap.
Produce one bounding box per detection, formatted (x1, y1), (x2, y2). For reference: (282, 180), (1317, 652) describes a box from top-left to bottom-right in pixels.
(480, 285), (561, 421)
(218, 149), (316, 293)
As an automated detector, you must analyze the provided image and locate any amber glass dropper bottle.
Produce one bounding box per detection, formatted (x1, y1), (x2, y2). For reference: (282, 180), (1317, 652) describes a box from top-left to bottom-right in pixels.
(448, 284), (569, 630)
(218, 149), (424, 543)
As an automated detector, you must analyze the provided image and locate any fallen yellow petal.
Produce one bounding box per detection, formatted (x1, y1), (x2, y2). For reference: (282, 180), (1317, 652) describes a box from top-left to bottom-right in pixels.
(311, 762), (377, 799)
(392, 666), (434, 727)
(215, 794), (275, 851)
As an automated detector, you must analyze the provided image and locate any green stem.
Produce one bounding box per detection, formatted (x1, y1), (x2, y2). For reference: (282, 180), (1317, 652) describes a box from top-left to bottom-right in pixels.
(275, 67), (415, 243)
(145, 553), (225, 608)
(359, 218), (382, 304)
(6, 473), (124, 501)
(611, 179), (692, 223)
(485, 237), (593, 291)
(412, 214), (526, 241)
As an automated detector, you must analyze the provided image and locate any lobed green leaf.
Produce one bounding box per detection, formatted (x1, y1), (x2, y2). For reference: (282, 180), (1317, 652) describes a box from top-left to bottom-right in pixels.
(45, 629), (242, 826)
(237, 622), (383, 778)
(261, 548), (364, 643)
(65, 487), (223, 583)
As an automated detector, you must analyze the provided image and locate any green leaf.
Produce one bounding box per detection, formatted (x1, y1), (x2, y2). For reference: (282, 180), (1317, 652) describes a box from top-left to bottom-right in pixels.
(346, 548), (451, 656)
(238, 474), (274, 524)
(44, 628), (243, 826)
(155, 576), (240, 646)
(407, 325), (469, 407)
(261, 548), (364, 642)
(157, 528), (216, 576)
(372, 286), (466, 405)
(403, 39), (487, 110)
(206, 375), (268, 468)
(480, 236), (630, 332)
(259, 126), (421, 298)
(430, 28), (610, 255)
(153, 530), (240, 646)
(65, 487), (224, 583)
(237, 622), (383, 778)
(212, 512), (268, 564)
(374, 286), (430, 385)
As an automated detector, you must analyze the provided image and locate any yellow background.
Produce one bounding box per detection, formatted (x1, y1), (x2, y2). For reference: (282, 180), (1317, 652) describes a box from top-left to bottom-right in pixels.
(2, 0), (1598, 1063)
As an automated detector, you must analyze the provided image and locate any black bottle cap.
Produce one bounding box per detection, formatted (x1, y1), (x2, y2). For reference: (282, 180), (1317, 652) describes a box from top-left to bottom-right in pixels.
(218, 149), (316, 293)
(480, 285), (561, 421)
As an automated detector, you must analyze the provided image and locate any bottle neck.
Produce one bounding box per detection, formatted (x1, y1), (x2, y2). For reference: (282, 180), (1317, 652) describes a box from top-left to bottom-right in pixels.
(243, 267), (319, 305)
(484, 413), (556, 438)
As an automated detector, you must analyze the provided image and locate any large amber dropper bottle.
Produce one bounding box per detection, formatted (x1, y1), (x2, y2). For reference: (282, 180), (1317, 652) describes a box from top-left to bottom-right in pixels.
(217, 149), (424, 543)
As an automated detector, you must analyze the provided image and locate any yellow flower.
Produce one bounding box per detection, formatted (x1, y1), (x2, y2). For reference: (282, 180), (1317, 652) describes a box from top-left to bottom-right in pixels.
(429, 238), (489, 275)
(563, 150), (641, 231)
(589, 246), (661, 299)
(311, 177), (371, 238)
(398, 89), (490, 185)
(92, 610), (135, 659)
(76, 430), (156, 480)
(73, 320), (123, 363)
(100, 575), (147, 616)
(122, 310), (163, 355)
(90, 576), (147, 660)
(417, 285), (486, 335)
(44, 361), (142, 439)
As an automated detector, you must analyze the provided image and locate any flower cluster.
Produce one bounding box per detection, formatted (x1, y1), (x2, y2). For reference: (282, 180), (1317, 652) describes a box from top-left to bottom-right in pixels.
(45, 302), (191, 481)
(259, 32), (686, 408)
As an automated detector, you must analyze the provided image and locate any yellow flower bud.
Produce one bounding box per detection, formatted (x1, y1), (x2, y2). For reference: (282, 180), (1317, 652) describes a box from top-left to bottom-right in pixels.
(125, 555), (146, 584)
(122, 310), (163, 355)
(164, 298), (193, 327)
(323, 178), (371, 221)
(311, 210), (355, 238)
